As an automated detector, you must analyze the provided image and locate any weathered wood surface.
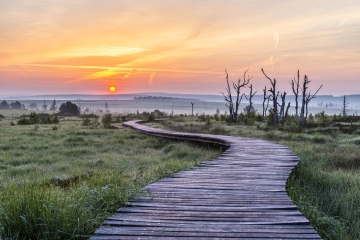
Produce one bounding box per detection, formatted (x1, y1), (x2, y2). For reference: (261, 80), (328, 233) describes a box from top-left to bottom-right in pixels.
(91, 120), (321, 239)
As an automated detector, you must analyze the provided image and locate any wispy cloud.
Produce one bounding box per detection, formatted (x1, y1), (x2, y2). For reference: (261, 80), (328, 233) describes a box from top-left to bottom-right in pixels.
(273, 31), (279, 48)
(125, 69), (138, 78)
(270, 56), (274, 69)
(186, 1), (229, 41)
(148, 71), (155, 84)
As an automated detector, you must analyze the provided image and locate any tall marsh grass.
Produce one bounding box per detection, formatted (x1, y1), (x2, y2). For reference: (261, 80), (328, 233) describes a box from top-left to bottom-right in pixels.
(0, 114), (220, 239)
(154, 116), (360, 240)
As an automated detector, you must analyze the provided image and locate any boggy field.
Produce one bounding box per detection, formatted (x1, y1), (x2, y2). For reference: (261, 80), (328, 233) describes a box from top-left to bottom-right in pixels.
(0, 110), (220, 239)
(146, 114), (360, 240)
(1, 109), (360, 240)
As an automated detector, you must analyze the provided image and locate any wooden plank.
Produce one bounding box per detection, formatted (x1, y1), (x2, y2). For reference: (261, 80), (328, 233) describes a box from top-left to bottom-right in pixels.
(90, 120), (321, 239)
(94, 226), (321, 238)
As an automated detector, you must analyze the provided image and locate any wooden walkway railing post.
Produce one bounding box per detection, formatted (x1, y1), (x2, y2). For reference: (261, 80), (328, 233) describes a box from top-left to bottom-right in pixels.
(90, 120), (321, 239)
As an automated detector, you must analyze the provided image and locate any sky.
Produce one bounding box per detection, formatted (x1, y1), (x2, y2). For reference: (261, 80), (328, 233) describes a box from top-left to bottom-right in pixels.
(1, 0), (360, 96)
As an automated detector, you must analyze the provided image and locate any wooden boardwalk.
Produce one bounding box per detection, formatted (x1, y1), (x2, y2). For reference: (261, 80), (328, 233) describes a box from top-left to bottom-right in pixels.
(91, 120), (321, 239)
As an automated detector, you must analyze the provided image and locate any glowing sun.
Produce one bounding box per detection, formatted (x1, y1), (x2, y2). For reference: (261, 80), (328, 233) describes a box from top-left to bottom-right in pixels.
(109, 86), (116, 92)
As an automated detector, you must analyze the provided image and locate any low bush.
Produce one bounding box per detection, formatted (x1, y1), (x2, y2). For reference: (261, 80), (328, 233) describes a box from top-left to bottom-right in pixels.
(18, 112), (59, 125)
(102, 114), (112, 128)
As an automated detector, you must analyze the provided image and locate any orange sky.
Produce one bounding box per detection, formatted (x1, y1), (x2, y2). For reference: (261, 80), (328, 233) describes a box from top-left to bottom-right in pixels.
(1, 1), (360, 96)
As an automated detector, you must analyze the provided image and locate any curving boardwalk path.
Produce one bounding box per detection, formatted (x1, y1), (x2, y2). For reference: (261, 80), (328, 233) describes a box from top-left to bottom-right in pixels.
(91, 120), (321, 239)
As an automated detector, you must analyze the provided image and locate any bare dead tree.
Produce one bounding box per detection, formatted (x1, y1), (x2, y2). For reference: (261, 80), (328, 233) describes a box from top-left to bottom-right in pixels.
(301, 81), (323, 125)
(221, 70), (235, 123)
(290, 70), (300, 125)
(262, 86), (270, 120)
(278, 92), (286, 124)
(221, 69), (251, 123)
(261, 68), (279, 127)
(245, 84), (257, 113)
(191, 102), (194, 116)
(233, 69), (252, 120)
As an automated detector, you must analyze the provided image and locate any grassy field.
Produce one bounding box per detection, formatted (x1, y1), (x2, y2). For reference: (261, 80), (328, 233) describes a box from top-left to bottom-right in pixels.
(0, 110), (221, 239)
(146, 115), (360, 240)
(1, 108), (359, 240)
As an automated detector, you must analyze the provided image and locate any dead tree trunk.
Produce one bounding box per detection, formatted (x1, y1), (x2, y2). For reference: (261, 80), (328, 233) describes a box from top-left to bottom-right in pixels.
(285, 102), (291, 121)
(291, 70), (300, 125)
(221, 70), (235, 123)
(278, 92), (288, 124)
(191, 102), (194, 116)
(342, 95), (348, 117)
(233, 69), (252, 121)
(262, 86), (270, 120)
(245, 84), (257, 113)
(261, 68), (279, 127)
(221, 69), (251, 123)
(299, 75), (309, 125)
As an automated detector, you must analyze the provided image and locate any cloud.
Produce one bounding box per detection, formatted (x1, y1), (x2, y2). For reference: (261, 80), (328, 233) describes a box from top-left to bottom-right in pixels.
(273, 31), (279, 48)
(186, 0), (229, 41)
(148, 71), (155, 84)
(125, 69), (138, 78)
(270, 56), (274, 69)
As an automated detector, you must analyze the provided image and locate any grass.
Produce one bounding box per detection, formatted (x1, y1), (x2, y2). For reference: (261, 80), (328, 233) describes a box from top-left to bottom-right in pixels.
(148, 116), (360, 240)
(0, 111), (220, 239)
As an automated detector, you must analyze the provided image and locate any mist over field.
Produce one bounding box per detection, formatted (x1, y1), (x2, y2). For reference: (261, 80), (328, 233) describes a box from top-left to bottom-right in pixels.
(2, 92), (359, 116)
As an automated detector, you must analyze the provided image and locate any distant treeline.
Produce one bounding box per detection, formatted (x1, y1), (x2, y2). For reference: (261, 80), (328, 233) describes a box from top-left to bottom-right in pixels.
(133, 96), (200, 101)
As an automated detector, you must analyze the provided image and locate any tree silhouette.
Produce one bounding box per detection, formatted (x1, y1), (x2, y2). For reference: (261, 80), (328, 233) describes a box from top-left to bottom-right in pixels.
(10, 101), (22, 110)
(0, 100), (9, 109)
(59, 102), (79, 116)
(50, 99), (57, 111)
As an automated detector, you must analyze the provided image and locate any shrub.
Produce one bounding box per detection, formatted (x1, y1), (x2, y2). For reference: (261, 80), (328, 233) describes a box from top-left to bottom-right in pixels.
(237, 112), (245, 122)
(41, 116), (52, 124)
(255, 113), (263, 122)
(307, 114), (315, 124)
(102, 114), (112, 128)
(243, 117), (254, 126)
(91, 117), (100, 129)
(198, 114), (206, 122)
(53, 116), (59, 124)
(266, 109), (275, 127)
(18, 113), (58, 125)
(82, 118), (91, 126)
(205, 116), (211, 126)
(147, 113), (155, 122)
(29, 112), (40, 124)
(17, 118), (31, 125)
